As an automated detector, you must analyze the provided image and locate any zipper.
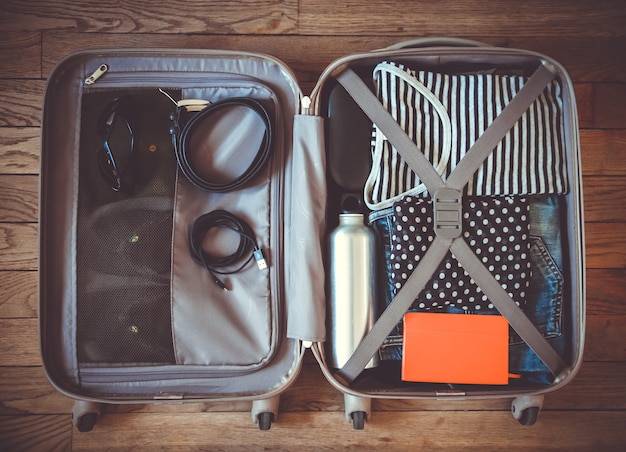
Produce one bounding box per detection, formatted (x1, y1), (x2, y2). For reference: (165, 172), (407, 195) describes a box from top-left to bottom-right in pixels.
(79, 366), (261, 383)
(84, 63), (109, 85)
(83, 64), (267, 88)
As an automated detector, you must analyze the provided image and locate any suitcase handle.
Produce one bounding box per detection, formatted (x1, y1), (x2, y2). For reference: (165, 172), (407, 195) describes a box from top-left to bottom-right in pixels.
(385, 37), (491, 50)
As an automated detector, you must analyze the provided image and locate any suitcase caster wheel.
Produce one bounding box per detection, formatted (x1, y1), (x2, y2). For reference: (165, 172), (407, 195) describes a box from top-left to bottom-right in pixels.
(517, 406), (540, 426)
(351, 411), (366, 430)
(76, 413), (98, 432)
(258, 412), (274, 430)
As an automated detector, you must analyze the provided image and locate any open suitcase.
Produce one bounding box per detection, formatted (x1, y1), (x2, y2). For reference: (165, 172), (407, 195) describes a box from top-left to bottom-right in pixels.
(39, 38), (585, 431)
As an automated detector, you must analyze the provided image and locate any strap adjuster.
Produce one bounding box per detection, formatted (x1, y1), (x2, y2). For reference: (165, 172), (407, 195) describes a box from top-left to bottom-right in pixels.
(434, 188), (462, 239)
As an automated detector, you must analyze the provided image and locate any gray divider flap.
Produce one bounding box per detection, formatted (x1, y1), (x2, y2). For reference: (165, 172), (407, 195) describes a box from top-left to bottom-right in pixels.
(170, 85), (279, 370)
(285, 115), (327, 342)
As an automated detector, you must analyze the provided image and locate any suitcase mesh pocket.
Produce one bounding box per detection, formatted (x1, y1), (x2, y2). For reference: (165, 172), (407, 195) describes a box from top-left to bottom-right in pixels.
(76, 90), (178, 365)
(76, 197), (176, 365)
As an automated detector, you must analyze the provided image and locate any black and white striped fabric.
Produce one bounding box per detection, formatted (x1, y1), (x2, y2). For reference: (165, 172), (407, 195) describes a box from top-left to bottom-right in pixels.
(364, 61), (568, 210)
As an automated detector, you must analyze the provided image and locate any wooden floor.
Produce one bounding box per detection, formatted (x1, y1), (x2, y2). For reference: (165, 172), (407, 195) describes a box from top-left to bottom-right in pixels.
(1, 0), (626, 450)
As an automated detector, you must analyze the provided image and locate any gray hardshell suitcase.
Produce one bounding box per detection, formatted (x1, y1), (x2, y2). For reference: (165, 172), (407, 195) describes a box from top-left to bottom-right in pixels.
(39, 38), (584, 431)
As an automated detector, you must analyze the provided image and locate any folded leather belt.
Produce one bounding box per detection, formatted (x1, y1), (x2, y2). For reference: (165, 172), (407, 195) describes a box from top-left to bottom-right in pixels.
(171, 97), (274, 192)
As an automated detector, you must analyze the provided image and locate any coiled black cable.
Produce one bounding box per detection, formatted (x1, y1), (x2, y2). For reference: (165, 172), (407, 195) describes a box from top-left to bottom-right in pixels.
(189, 210), (265, 291)
(172, 97), (274, 192)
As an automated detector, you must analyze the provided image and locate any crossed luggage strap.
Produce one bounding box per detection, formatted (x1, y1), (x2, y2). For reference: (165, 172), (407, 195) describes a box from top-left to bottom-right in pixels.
(333, 63), (568, 384)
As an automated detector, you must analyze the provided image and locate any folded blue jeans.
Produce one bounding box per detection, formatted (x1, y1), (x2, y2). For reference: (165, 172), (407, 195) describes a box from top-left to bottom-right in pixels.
(369, 195), (568, 384)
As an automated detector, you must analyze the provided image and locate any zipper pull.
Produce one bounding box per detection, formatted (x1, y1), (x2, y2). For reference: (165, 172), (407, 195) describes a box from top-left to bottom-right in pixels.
(85, 64), (108, 85)
(301, 95), (311, 115)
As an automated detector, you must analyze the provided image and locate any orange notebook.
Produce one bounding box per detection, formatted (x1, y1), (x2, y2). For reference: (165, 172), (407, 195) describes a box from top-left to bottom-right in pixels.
(402, 312), (509, 385)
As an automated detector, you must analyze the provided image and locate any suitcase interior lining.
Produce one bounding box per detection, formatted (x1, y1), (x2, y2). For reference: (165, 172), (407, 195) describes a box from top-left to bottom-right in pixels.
(320, 54), (579, 392)
(74, 84), (282, 372)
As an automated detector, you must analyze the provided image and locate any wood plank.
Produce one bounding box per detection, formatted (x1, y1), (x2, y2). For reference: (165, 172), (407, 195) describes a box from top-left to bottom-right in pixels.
(6, 1), (626, 39)
(575, 83), (594, 129)
(0, 128), (40, 175)
(0, 319), (40, 366)
(41, 33), (626, 83)
(70, 411), (626, 450)
(0, 367), (73, 415)
(585, 315), (626, 362)
(587, 269), (626, 316)
(0, 31), (41, 78)
(299, 0), (626, 38)
(583, 177), (626, 223)
(0, 223), (38, 271)
(543, 361), (626, 410)
(0, 0), (298, 34)
(0, 175), (38, 222)
(0, 80), (44, 127)
(0, 271), (38, 318)
(585, 223), (626, 269)
(594, 82), (626, 129)
(0, 415), (71, 452)
(581, 129), (626, 176)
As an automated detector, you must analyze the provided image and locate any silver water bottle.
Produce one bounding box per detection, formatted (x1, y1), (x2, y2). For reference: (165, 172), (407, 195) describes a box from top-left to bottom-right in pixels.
(327, 213), (379, 369)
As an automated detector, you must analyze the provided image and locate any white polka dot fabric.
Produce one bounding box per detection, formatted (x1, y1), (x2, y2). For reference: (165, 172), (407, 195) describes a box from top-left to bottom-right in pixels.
(391, 195), (531, 313)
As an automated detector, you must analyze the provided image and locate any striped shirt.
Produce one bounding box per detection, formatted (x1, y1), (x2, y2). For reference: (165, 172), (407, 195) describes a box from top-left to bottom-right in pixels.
(365, 62), (568, 210)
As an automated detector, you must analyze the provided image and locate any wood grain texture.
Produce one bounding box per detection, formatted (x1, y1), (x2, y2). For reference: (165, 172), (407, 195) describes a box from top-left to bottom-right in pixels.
(586, 269), (626, 315)
(0, 223), (38, 271)
(0, 128), (40, 174)
(70, 411), (626, 450)
(0, 81), (45, 127)
(584, 315), (626, 362)
(0, 271), (38, 318)
(0, 367), (73, 415)
(0, 0), (298, 34)
(583, 177), (626, 223)
(575, 83), (594, 129)
(0, 319), (40, 366)
(0, 32), (41, 79)
(0, 175), (38, 222)
(299, 0), (626, 37)
(580, 130), (626, 176)
(593, 83), (626, 129)
(585, 223), (626, 269)
(0, 415), (71, 452)
(0, 0), (625, 449)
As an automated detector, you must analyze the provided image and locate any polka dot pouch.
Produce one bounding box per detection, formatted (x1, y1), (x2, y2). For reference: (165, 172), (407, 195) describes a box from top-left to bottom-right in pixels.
(390, 195), (532, 313)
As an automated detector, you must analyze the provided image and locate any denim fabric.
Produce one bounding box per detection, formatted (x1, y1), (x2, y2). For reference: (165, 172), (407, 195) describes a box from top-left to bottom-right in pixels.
(509, 195), (568, 383)
(369, 195), (567, 382)
(369, 207), (404, 360)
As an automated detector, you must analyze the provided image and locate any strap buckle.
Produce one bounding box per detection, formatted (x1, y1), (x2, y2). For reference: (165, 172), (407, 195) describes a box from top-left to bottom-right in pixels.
(433, 188), (462, 239)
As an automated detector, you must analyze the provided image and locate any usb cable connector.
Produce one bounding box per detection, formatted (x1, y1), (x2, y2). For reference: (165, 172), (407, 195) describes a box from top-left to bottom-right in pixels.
(253, 249), (267, 270)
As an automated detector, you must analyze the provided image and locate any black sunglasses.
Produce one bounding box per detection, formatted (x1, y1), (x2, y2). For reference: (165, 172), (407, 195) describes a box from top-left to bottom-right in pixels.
(96, 96), (136, 193)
